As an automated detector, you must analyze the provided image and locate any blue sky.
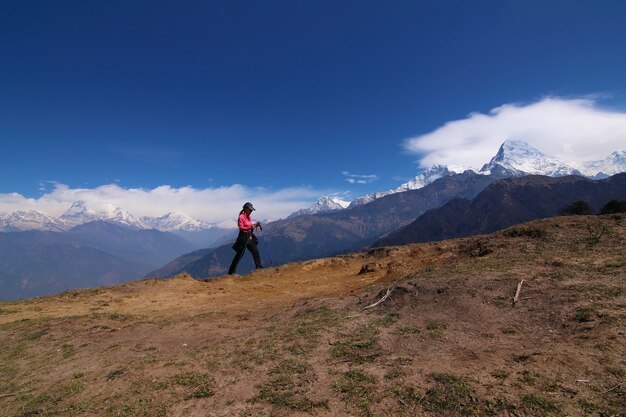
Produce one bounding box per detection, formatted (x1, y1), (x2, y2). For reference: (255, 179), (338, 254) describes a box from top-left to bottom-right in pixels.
(2, 1), (626, 224)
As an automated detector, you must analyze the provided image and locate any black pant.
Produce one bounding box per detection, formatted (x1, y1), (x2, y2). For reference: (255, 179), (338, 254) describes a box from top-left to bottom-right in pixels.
(228, 237), (263, 274)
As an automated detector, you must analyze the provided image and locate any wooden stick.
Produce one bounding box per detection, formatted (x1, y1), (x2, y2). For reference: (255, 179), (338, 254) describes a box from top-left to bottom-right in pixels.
(602, 382), (623, 394)
(364, 288), (393, 309)
(0, 391), (32, 398)
(512, 279), (526, 307)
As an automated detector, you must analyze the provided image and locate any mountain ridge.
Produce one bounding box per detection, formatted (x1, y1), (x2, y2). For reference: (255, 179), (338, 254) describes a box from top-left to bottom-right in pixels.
(0, 220), (195, 300)
(147, 171), (502, 278)
(375, 173), (626, 247)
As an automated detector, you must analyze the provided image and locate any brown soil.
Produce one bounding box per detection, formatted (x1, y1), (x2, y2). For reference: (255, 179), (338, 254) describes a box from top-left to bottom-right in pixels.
(1, 214), (625, 417)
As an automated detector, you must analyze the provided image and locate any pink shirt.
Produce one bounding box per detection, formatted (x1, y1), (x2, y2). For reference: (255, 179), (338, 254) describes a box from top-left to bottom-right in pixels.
(238, 212), (255, 235)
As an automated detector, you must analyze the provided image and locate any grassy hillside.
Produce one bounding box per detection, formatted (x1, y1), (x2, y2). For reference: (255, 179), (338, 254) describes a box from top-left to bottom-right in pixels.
(1, 214), (624, 416)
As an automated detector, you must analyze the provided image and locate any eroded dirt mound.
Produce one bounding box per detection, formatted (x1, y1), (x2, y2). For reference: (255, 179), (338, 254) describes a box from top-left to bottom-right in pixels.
(1, 214), (624, 417)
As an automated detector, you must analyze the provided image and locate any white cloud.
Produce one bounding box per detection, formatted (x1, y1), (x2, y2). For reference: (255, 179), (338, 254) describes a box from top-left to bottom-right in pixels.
(404, 97), (626, 172)
(0, 183), (323, 227)
(342, 171), (379, 184)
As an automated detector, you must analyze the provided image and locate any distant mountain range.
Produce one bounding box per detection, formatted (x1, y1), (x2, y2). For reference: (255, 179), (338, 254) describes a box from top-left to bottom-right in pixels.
(0, 201), (216, 233)
(149, 140), (626, 280)
(2, 139), (625, 300)
(288, 196), (350, 218)
(374, 173), (626, 247)
(152, 171), (626, 280)
(295, 140), (626, 215)
(3, 141), (624, 231)
(0, 221), (194, 300)
(147, 171), (504, 278)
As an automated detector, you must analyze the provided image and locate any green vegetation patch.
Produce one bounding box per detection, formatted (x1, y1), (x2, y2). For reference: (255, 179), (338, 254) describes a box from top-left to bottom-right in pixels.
(256, 358), (327, 412)
(379, 312), (400, 326)
(521, 394), (562, 416)
(61, 343), (76, 359)
(12, 373), (87, 417)
(330, 324), (383, 365)
(394, 325), (421, 336)
(332, 369), (377, 417)
(425, 321), (448, 338)
(282, 305), (341, 356)
(173, 370), (215, 399)
(105, 396), (168, 417)
(423, 373), (476, 414)
(387, 382), (424, 408)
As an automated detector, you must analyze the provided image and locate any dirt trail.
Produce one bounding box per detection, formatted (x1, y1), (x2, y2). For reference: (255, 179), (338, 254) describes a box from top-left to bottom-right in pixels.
(1, 245), (445, 324)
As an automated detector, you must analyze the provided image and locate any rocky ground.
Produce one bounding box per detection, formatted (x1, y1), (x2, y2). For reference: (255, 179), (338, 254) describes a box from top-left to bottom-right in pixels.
(1, 214), (624, 417)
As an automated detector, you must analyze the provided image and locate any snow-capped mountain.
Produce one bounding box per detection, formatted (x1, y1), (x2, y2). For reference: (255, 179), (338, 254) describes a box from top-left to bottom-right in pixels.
(479, 140), (583, 177)
(141, 212), (214, 232)
(0, 210), (66, 232)
(392, 164), (455, 193)
(349, 165), (455, 207)
(288, 196), (350, 218)
(99, 207), (146, 229)
(58, 201), (101, 227)
(577, 150), (626, 178)
(57, 202), (145, 229)
(479, 140), (626, 179)
(0, 201), (213, 233)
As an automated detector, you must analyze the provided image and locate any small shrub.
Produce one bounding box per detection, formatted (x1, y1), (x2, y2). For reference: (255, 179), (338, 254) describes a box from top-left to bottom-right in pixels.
(600, 199), (626, 214)
(513, 354), (533, 363)
(561, 200), (593, 215)
(460, 240), (493, 257)
(500, 327), (517, 335)
(585, 223), (608, 246)
(61, 343), (75, 359)
(504, 226), (547, 239)
(574, 307), (594, 323)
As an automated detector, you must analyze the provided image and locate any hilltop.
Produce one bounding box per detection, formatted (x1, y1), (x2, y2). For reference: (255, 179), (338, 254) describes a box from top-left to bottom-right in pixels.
(1, 214), (624, 416)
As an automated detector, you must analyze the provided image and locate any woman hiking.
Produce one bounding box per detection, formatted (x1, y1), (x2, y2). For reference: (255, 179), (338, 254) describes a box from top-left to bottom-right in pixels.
(228, 202), (264, 275)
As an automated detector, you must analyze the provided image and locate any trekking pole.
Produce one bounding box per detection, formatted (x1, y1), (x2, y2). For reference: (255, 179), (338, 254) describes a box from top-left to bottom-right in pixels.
(258, 225), (274, 266)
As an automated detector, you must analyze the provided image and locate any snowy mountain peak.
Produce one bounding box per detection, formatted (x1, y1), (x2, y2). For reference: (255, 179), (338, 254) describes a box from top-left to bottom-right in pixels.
(141, 211), (214, 232)
(101, 207), (145, 229)
(577, 149), (626, 178)
(63, 201), (90, 215)
(480, 139), (582, 177)
(59, 201), (99, 226)
(349, 164), (456, 208)
(392, 164), (454, 193)
(0, 210), (66, 232)
(288, 196), (350, 218)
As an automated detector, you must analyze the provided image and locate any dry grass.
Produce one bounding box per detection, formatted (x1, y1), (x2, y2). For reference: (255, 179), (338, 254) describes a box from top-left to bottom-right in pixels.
(1, 214), (625, 416)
